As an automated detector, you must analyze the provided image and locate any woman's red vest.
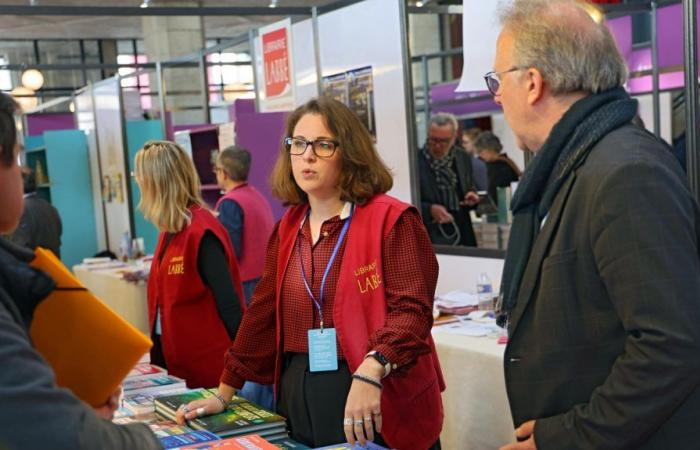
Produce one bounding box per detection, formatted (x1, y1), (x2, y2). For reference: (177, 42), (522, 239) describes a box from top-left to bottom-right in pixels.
(148, 205), (244, 388)
(275, 194), (445, 450)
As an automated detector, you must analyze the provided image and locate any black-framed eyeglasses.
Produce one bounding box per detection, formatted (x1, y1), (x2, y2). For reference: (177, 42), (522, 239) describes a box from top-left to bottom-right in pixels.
(483, 67), (523, 95)
(285, 137), (339, 158)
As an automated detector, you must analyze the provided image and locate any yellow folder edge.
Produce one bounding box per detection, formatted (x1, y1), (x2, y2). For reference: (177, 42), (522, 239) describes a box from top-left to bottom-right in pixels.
(29, 247), (152, 407)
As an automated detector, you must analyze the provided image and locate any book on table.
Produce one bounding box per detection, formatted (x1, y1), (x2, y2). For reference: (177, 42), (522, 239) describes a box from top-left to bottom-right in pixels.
(122, 373), (186, 396)
(126, 363), (166, 379)
(159, 430), (221, 449)
(122, 387), (189, 416)
(267, 437), (312, 449)
(154, 389), (287, 438)
(313, 443), (390, 450)
(178, 434), (281, 449)
(28, 247), (152, 407)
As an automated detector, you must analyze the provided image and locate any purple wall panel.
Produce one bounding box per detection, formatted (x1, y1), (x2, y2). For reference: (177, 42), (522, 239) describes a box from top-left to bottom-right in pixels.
(229, 99), (256, 123)
(235, 112), (288, 220)
(26, 113), (75, 135)
(607, 16), (633, 61)
(430, 82), (500, 116)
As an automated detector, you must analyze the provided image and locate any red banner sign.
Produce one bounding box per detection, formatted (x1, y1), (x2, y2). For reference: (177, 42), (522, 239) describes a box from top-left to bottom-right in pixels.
(262, 27), (291, 98)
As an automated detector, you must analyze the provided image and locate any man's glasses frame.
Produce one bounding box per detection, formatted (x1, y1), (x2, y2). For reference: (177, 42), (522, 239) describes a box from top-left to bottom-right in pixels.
(483, 67), (523, 95)
(285, 137), (340, 158)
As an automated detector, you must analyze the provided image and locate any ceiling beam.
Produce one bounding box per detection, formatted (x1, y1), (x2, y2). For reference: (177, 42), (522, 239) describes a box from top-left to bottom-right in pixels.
(0, 5), (313, 16)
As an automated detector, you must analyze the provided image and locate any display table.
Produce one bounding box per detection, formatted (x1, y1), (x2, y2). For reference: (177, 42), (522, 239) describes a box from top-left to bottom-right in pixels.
(433, 329), (516, 449)
(73, 264), (149, 335)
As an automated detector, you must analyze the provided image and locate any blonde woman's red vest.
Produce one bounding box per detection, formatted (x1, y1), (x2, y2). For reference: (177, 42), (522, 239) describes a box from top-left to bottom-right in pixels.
(275, 194), (445, 450)
(215, 184), (275, 282)
(148, 205), (245, 388)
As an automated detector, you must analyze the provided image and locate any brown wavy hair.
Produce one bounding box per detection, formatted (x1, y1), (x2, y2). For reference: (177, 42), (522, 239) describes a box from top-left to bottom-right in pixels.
(270, 97), (393, 205)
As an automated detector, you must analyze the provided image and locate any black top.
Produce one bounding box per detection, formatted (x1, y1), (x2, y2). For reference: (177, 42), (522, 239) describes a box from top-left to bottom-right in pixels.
(160, 231), (242, 341)
(486, 157), (520, 203)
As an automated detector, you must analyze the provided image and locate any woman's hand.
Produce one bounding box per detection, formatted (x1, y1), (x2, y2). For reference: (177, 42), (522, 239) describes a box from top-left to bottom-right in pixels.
(94, 386), (122, 421)
(343, 358), (384, 447)
(174, 396), (226, 425)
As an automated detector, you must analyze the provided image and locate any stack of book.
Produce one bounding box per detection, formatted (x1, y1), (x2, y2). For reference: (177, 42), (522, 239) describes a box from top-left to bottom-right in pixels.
(118, 362), (187, 417)
(154, 389), (288, 442)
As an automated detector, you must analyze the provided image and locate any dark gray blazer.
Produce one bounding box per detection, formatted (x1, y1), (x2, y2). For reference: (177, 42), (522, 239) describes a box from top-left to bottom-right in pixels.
(505, 124), (700, 449)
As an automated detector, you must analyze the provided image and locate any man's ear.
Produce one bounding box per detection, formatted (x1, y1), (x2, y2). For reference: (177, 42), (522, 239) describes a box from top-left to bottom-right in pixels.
(526, 68), (545, 106)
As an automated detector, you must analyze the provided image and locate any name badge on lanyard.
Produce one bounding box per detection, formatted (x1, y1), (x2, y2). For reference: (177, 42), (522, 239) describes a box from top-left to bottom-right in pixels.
(299, 205), (353, 372)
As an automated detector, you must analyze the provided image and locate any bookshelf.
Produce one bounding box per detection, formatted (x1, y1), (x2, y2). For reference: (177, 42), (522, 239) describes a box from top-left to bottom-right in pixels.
(174, 125), (223, 208)
(23, 130), (98, 268)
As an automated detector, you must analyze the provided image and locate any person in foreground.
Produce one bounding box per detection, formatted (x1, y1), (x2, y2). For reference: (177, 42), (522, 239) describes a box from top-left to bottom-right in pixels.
(490, 1), (700, 449)
(176, 97), (445, 450)
(0, 93), (162, 449)
(134, 141), (245, 389)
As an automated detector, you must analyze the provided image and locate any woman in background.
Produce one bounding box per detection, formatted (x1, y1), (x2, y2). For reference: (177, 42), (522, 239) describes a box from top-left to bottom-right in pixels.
(177, 98), (444, 450)
(134, 140), (244, 388)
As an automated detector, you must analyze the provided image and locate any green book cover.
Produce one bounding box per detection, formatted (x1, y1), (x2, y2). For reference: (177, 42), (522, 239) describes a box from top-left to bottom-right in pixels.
(154, 388), (214, 419)
(189, 401), (286, 436)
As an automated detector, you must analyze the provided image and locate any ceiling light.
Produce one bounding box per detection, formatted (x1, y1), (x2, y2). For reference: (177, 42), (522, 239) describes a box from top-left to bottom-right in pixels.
(416, 1), (424, 6)
(21, 69), (44, 91)
(269, 0), (278, 8)
(140, 0), (150, 8)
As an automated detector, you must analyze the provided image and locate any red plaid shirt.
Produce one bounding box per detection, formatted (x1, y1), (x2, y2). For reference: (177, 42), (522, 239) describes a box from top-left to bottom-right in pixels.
(221, 207), (437, 388)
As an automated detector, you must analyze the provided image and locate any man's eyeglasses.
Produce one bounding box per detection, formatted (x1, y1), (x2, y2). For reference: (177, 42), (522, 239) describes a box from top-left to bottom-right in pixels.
(285, 137), (339, 158)
(428, 136), (452, 146)
(483, 67), (523, 95)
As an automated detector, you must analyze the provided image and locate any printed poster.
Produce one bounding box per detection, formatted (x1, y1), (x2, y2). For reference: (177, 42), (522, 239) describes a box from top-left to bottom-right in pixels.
(322, 66), (377, 139)
(258, 18), (296, 112)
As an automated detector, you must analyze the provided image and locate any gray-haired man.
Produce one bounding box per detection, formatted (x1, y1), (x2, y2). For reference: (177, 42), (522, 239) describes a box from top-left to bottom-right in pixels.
(418, 113), (479, 246)
(491, 1), (700, 449)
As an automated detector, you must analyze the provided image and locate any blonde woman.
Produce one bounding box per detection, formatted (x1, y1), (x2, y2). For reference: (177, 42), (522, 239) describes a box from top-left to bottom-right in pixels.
(134, 140), (244, 388)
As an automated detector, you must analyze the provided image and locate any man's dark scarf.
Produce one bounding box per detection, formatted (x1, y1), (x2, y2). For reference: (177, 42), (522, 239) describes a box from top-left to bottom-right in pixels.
(421, 146), (460, 212)
(498, 87), (638, 326)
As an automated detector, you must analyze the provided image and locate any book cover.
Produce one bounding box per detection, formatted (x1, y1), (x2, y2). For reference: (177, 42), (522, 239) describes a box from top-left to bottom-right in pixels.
(28, 247), (152, 407)
(159, 430), (220, 449)
(180, 434), (280, 449)
(126, 363), (166, 379)
(189, 401), (286, 437)
(123, 374), (186, 396)
(154, 388), (215, 420)
(268, 437), (312, 449)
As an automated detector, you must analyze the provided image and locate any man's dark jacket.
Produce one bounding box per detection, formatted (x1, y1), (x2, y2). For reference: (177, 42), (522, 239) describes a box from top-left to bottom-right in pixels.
(11, 193), (62, 258)
(505, 124), (700, 449)
(418, 147), (477, 246)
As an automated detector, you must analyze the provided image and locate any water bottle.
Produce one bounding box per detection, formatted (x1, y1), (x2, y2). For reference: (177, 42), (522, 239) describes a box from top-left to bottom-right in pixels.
(476, 272), (494, 310)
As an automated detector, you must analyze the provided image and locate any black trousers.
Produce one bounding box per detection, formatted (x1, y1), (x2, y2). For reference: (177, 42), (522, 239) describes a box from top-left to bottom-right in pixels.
(276, 353), (441, 450)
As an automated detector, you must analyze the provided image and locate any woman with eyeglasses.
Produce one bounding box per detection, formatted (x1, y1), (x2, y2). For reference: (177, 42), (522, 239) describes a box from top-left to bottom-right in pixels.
(176, 97), (444, 450)
(133, 141), (245, 389)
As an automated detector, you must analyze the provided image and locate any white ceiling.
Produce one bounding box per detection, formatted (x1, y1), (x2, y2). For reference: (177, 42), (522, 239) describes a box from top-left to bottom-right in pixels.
(0, 0), (339, 39)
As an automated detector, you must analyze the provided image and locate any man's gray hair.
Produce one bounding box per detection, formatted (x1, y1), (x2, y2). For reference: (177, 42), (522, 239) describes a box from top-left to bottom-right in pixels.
(429, 113), (459, 134)
(499, 0), (628, 95)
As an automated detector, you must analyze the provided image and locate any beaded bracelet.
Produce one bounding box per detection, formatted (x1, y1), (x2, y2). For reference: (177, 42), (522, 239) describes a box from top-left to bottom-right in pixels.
(352, 373), (383, 390)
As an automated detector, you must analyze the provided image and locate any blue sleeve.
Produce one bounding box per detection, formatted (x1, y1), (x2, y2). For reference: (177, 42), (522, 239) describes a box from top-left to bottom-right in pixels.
(217, 199), (244, 258)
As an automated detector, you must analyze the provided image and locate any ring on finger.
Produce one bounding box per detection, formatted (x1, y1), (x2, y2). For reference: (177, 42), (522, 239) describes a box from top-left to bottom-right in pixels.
(196, 407), (206, 417)
(364, 416), (372, 421)
(343, 417), (354, 427)
(354, 419), (364, 426)
(183, 405), (191, 414)
(372, 410), (381, 416)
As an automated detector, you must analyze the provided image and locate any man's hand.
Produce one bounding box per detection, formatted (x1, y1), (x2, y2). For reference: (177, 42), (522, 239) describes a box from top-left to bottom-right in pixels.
(460, 191), (480, 207)
(430, 204), (454, 224)
(93, 386), (122, 421)
(500, 420), (537, 450)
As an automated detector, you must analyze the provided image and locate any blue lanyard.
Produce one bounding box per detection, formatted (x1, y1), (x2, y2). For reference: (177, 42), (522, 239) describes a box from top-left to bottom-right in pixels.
(297, 205), (353, 331)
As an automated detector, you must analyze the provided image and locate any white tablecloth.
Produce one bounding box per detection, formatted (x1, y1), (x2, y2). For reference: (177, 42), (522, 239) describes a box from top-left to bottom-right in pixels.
(433, 329), (515, 449)
(73, 264), (149, 335)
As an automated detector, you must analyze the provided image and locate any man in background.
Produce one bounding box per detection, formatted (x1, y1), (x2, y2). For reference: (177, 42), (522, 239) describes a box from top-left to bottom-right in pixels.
(213, 145), (275, 410)
(492, 1), (700, 449)
(10, 168), (62, 258)
(473, 131), (521, 204)
(418, 113), (480, 247)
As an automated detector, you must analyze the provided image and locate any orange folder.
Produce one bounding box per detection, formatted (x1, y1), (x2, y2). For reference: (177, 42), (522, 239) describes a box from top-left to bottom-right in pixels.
(29, 247), (152, 407)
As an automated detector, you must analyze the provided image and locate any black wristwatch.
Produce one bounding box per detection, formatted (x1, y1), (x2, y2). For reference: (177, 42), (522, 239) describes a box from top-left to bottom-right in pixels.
(365, 350), (392, 377)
